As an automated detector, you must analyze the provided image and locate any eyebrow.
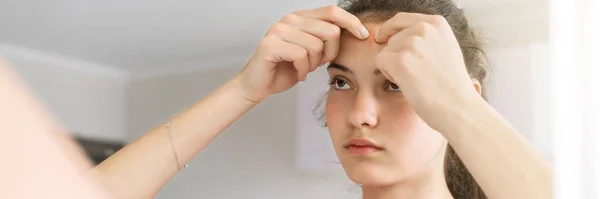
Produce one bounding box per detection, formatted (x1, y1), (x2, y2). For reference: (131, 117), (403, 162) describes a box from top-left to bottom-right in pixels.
(327, 63), (382, 75)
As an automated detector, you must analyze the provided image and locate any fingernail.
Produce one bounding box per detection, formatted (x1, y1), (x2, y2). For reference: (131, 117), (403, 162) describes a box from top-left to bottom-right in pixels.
(360, 26), (369, 39)
(374, 31), (379, 41)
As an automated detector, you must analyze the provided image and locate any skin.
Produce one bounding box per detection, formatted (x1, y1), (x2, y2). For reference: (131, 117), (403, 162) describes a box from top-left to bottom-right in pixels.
(0, 61), (113, 199)
(373, 13), (552, 199)
(91, 6), (370, 199)
(326, 23), (453, 199)
(0, 5), (551, 199)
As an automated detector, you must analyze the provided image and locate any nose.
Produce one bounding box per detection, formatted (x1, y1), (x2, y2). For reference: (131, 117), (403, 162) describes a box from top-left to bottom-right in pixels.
(348, 92), (379, 128)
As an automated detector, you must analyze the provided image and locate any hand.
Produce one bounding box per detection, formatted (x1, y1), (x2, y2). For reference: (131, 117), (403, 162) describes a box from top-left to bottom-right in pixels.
(374, 13), (481, 131)
(236, 5), (369, 103)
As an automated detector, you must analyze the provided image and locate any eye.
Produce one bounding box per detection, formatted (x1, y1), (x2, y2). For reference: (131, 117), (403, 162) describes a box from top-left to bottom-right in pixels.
(385, 82), (401, 92)
(328, 77), (351, 90)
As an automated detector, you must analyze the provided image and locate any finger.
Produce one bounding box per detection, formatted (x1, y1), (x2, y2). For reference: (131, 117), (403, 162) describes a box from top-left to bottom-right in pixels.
(375, 12), (446, 43)
(293, 5), (369, 40)
(279, 14), (340, 65)
(264, 36), (310, 81)
(382, 25), (425, 52)
(269, 22), (324, 73)
(374, 57), (395, 82)
(375, 50), (416, 88)
(377, 26), (423, 83)
(280, 27), (324, 73)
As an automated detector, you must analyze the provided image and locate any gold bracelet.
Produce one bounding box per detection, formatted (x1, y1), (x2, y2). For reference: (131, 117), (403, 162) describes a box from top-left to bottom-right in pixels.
(166, 115), (188, 171)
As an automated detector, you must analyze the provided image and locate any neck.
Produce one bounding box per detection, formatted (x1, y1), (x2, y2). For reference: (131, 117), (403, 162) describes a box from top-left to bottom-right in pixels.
(361, 170), (453, 199)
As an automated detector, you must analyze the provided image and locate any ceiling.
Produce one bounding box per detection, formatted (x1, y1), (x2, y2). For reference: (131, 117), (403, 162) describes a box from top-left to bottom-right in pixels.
(0, 0), (536, 76)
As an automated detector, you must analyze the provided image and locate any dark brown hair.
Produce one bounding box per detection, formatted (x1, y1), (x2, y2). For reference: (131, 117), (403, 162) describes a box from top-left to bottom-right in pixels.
(316, 0), (491, 198)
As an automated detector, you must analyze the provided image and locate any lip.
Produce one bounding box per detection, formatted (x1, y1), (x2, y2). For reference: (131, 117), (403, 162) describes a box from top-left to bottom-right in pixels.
(344, 138), (383, 155)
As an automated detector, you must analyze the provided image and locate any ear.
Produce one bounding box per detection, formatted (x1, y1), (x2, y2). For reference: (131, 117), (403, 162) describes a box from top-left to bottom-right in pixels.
(471, 78), (482, 95)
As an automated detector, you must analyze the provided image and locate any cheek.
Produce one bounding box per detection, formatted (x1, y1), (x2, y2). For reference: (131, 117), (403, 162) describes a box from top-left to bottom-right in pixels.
(380, 100), (446, 170)
(380, 100), (419, 134)
(325, 94), (346, 130)
(324, 94), (351, 146)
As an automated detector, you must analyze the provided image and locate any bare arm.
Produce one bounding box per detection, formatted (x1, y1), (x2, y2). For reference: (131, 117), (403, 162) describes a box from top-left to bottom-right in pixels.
(92, 5), (367, 199)
(91, 75), (259, 199)
(443, 98), (552, 199)
(0, 60), (113, 199)
(374, 12), (552, 199)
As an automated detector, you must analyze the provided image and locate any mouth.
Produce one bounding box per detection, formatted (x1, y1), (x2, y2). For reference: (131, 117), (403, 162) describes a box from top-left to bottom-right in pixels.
(344, 138), (384, 155)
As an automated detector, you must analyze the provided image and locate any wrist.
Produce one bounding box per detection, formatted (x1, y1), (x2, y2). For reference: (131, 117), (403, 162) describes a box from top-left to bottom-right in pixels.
(437, 94), (490, 136)
(227, 75), (265, 105)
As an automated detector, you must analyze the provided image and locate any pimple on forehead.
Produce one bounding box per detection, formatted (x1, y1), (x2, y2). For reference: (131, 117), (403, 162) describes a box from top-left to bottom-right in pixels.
(340, 23), (381, 43)
(363, 23), (382, 45)
(336, 22), (385, 64)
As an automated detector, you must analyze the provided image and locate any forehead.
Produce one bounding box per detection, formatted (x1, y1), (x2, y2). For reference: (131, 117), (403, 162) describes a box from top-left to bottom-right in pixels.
(334, 23), (387, 69)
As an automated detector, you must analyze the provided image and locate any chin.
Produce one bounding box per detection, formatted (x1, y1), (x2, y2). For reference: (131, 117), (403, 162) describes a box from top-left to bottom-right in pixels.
(341, 160), (403, 186)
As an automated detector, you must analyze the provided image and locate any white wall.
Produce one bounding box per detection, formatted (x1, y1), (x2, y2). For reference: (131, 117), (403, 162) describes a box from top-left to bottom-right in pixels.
(550, 0), (600, 198)
(0, 2), (558, 197)
(0, 41), (556, 199)
(466, 0), (553, 160)
(123, 41), (555, 199)
(0, 44), (128, 142)
(295, 66), (346, 175)
(0, 44), (360, 198)
(126, 67), (359, 199)
(485, 42), (553, 160)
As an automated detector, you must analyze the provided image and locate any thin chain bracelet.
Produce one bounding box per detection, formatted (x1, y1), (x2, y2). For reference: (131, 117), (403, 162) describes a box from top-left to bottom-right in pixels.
(166, 115), (188, 171)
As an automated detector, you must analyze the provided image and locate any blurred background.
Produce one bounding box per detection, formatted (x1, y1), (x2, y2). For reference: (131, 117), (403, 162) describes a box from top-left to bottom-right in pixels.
(0, 0), (597, 198)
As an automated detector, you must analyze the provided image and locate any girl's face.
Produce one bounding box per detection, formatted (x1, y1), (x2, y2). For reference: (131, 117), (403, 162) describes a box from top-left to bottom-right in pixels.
(325, 24), (447, 186)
